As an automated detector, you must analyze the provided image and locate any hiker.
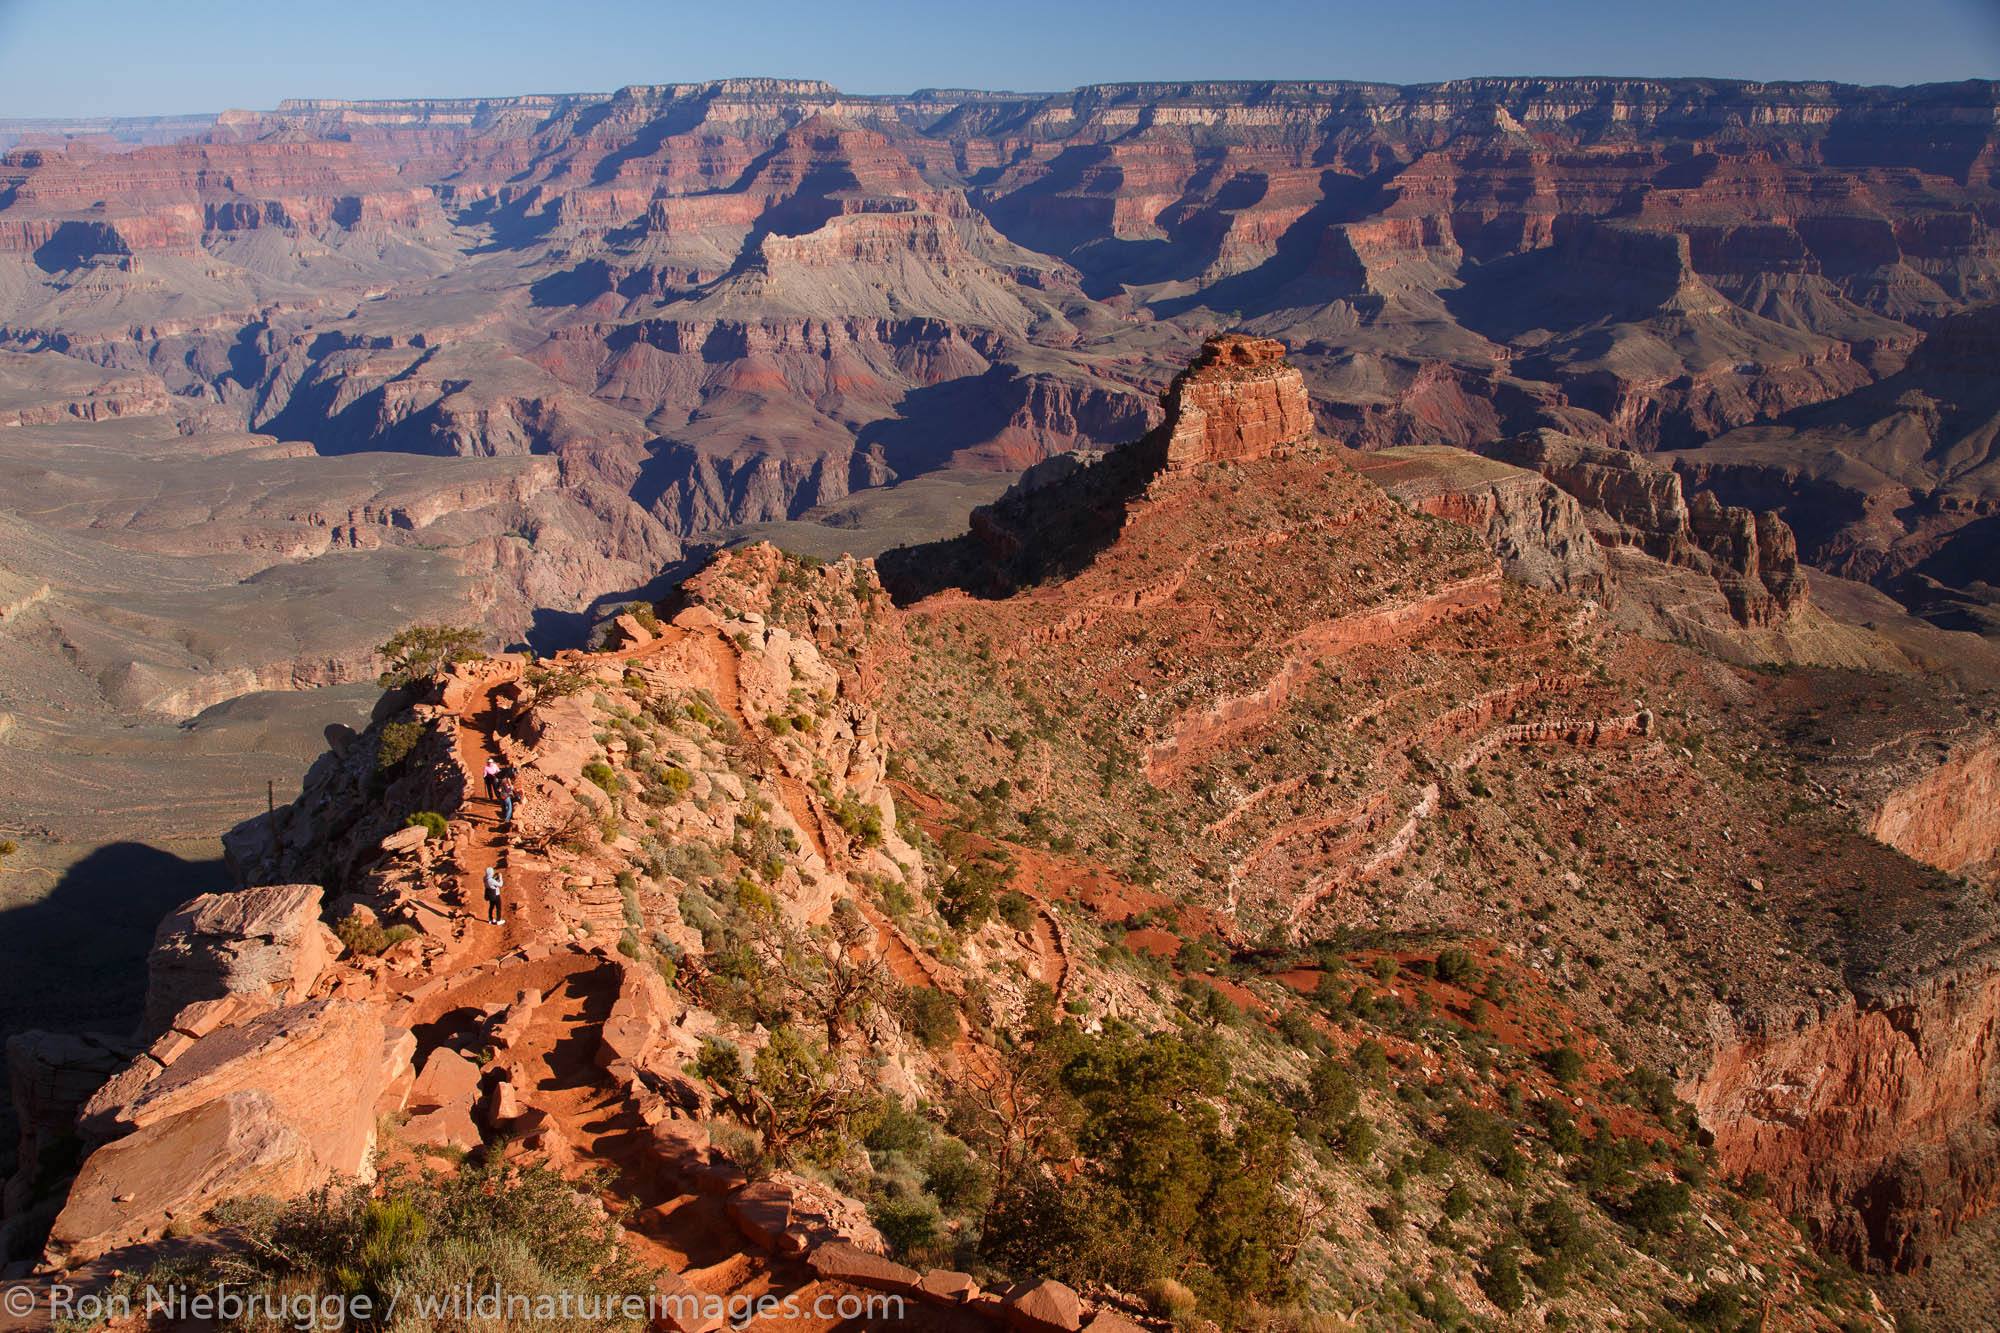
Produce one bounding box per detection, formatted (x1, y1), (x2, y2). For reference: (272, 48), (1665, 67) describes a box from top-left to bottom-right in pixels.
(499, 779), (515, 826)
(482, 758), (500, 799)
(483, 865), (504, 925)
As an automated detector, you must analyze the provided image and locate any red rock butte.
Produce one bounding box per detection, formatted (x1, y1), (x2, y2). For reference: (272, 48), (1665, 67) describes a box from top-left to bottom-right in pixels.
(1159, 334), (1315, 472)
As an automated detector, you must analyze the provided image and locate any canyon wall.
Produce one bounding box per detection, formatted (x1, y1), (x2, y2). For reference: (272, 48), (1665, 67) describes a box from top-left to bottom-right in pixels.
(2, 76), (1996, 622)
(1868, 737), (2000, 877)
(1694, 955), (2000, 1271)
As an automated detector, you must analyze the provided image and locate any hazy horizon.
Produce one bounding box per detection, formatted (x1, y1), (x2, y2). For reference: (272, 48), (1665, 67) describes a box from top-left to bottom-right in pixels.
(4, 69), (2000, 126)
(1, 0), (1995, 120)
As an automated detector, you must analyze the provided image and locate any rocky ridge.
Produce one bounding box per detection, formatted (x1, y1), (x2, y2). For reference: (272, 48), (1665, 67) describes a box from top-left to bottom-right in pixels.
(876, 338), (2000, 1300)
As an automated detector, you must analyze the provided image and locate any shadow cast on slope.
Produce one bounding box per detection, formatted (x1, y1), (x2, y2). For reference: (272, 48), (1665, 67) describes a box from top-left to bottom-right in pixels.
(1149, 169), (1387, 323)
(852, 368), (1056, 477)
(0, 842), (228, 1176)
(0, 842), (227, 1041)
(874, 433), (1160, 605)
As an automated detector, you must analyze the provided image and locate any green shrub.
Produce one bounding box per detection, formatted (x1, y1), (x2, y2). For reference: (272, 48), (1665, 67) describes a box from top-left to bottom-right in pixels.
(204, 1157), (650, 1321)
(1435, 946), (1478, 987)
(1302, 1054), (1359, 1133)
(1276, 1008), (1320, 1050)
(995, 889), (1036, 931)
(403, 811), (448, 841)
(1684, 1285), (1745, 1329)
(1142, 1277), (1198, 1321)
(1445, 1103), (1513, 1158)
(1477, 1242), (1527, 1313)
(334, 917), (417, 957)
(1544, 1045), (1586, 1085)
(1351, 1038), (1390, 1081)
(1626, 1178), (1692, 1234)
(896, 986), (959, 1049)
(936, 848), (1010, 930)
(375, 720), (424, 774)
(863, 1100), (932, 1156)
(1543, 1108), (1584, 1154)
(583, 761), (620, 793)
(981, 1026), (1300, 1311)
(1338, 1114), (1378, 1164)
(869, 1196), (941, 1256)
(833, 794), (883, 846)
(1527, 1197), (1588, 1259)
(376, 624), (485, 688)
(922, 1138), (990, 1215)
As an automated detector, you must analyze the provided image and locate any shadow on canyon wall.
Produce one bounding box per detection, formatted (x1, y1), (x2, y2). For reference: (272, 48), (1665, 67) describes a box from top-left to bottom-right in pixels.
(0, 842), (229, 1175)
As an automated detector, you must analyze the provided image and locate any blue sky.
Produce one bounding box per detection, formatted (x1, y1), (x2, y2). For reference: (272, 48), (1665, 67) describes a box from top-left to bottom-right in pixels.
(1, 0), (1995, 119)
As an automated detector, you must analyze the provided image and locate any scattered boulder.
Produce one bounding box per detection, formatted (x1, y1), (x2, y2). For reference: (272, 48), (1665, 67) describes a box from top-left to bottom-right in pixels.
(484, 1076), (524, 1128)
(144, 884), (339, 1037)
(488, 990), (541, 1052)
(409, 1047), (482, 1110)
(599, 956), (676, 1081)
(378, 825), (430, 857)
(648, 1119), (711, 1179)
(161, 993), (271, 1041)
(375, 1028), (418, 1115)
(402, 1099), (482, 1153)
(917, 1269), (980, 1304)
(80, 999), (400, 1179)
(652, 1265), (725, 1333)
(807, 1243), (922, 1295)
(727, 1180), (793, 1250)
(1006, 1278), (1085, 1333)
(1083, 1315), (1148, 1333)
(689, 1160), (749, 1196)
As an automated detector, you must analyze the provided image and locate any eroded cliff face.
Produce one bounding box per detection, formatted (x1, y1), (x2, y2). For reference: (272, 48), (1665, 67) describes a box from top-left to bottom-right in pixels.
(1484, 429), (1811, 628)
(1693, 955), (2000, 1272)
(1350, 445), (1614, 599)
(1868, 737), (2000, 878)
(1680, 683), (2000, 1276)
(1157, 335), (1316, 471)
(5, 75), (1997, 602)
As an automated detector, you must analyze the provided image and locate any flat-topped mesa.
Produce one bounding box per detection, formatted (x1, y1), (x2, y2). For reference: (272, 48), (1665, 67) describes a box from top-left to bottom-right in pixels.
(1157, 334), (1315, 472)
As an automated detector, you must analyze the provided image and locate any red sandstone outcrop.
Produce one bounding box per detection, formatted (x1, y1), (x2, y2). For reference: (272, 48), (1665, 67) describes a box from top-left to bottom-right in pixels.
(142, 884), (339, 1037)
(46, 1090), (319, 1264)
(17, 875), (410, 1268)
(1157, 335), (1314, 472)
